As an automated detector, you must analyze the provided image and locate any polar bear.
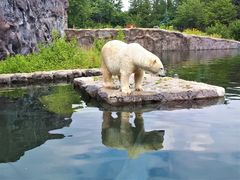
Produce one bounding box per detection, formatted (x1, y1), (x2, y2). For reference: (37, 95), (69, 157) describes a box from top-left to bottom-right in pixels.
(101, 40), (165, 94)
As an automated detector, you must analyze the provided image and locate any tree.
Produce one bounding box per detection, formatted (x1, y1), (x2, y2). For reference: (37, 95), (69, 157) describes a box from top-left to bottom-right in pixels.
(68, 0), (127, 28)
(205, 0), (237, 26)
(173, 0), (206, 30)
(150, 0), (167, 26)
(129, 0), (152, 27)
(232, 0), (240, 19)
(68, 0), (92, 28)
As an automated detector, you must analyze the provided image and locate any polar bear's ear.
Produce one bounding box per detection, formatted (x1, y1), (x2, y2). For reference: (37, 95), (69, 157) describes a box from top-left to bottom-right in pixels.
(150, 59), (157, 66)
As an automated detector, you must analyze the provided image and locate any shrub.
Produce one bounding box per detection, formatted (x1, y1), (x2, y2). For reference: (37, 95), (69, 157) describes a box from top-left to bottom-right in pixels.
(206, 23), (231, 39)
(229, 20), (240, 41)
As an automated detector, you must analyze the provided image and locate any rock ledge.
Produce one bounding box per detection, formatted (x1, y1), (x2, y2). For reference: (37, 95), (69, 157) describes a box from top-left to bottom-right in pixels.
(74, 74), (225, 106)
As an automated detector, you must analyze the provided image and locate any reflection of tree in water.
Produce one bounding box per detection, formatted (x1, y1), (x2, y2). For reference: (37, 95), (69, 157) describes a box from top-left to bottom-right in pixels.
(102, 111), (165, 159)
(0, 86), (74, 163)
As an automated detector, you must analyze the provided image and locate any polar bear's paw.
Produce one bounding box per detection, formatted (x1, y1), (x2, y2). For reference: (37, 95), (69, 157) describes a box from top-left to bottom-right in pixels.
(103, 82), (114, 89)
(135, 86), (143, 91)
(121, 88), (132, 95)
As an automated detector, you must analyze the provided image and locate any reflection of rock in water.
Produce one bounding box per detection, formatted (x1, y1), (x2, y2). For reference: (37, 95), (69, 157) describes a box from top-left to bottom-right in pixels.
(0, 89), (72, 163)
(157, 49), (240, 66)
(102, 112), (164, 159)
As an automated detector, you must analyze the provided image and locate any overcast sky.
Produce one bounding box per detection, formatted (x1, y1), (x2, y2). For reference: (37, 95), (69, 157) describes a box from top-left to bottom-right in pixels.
(122, 0), (130, 11)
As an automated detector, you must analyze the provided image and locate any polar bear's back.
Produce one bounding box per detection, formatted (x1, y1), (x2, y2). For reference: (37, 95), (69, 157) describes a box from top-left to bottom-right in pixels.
(101, 40), (128, 75)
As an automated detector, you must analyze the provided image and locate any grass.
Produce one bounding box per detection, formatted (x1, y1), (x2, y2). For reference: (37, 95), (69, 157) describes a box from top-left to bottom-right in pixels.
(183, 28), (222, 38)
(0, 30), (126, 74)
(0, 36), (102, 74)
(158, 26), (222, 39)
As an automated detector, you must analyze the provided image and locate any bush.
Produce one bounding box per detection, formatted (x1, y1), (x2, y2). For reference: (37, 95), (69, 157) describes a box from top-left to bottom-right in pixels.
(229, 20), (240, 41)
(173, 0), (206, 31)
(206, 23), (230, 39)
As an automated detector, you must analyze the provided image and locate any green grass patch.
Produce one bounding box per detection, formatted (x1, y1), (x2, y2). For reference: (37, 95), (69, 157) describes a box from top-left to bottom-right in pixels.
(0, 37), (102, 74)
(0, 30), (126, 74)
(183, 28), (222, 38)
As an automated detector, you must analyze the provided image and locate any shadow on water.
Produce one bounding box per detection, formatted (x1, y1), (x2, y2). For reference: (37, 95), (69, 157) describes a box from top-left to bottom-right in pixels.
(0, 85), (80, 163)
(102, 111), (165, 159)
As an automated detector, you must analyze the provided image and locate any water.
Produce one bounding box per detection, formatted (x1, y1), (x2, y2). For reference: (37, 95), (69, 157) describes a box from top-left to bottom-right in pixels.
(0, 50), (240, 180)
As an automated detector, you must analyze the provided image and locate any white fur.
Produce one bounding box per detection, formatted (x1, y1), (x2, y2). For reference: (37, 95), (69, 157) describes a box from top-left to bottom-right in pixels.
(101, 40), (164, 94)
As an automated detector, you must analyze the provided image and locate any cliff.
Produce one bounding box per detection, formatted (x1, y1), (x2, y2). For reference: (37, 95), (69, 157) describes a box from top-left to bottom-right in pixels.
(0, 0), (68, 59)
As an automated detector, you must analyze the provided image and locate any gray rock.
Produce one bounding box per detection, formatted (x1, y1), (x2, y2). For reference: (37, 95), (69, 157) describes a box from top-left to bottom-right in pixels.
(32, 72), (54, 82)
(0, 69), (102, 86)
(65, 28), (240, 55)
(0, 0), (68, 60)
(74, 74), (225, 106)
(0, 74), (11, 85)
(11, 73), (32, 84)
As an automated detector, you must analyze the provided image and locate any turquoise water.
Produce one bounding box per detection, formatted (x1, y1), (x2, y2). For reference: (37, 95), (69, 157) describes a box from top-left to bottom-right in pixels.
(0, 50), (240, 180)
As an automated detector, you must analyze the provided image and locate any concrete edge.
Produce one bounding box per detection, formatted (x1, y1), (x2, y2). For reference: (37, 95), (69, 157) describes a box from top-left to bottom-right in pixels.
(0, 68), (102, 87)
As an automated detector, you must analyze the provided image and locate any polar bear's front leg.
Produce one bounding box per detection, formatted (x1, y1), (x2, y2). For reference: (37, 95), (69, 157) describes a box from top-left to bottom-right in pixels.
(134, 69), (144, 91)
(120, 72), (131, 94)
(102, 62), (114, 89)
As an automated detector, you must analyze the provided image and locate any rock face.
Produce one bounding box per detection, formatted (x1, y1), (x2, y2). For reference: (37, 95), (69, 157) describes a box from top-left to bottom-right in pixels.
(74, 74), (225, 108)
(0, 0), (68, 59)
(66, 28), (240, 55)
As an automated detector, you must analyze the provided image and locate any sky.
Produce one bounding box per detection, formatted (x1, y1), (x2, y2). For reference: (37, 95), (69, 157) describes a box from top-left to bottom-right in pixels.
(122, 0), (130, 11)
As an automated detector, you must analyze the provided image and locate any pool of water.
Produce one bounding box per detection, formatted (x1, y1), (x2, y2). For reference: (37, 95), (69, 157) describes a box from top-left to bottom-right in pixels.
(0, 50), (240, 180)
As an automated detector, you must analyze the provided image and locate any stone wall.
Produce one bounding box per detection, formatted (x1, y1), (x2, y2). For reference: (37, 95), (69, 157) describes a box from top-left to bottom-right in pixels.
(0, 69), (101, 87)
(65, 28), (240, 54)
(0, 0), (68, 59)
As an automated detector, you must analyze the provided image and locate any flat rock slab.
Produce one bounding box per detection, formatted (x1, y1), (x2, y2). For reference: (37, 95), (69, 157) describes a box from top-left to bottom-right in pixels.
(74, 74), (225, 106)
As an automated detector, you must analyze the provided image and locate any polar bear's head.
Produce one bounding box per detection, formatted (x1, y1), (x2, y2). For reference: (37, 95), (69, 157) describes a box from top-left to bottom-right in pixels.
(129, 43), (165, 76)
(148, 57), (165, 76)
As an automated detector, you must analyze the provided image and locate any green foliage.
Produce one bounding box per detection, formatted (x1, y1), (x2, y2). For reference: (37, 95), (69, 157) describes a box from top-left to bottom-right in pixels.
(115, 29), (126, 41)
(0, 29), (127, 74)
(173, 0), (206, 31)
(206, 23), (230, 39)
(205, 0), (237, 26)
(184, 28), (222, 38)
(129, 0), (153, 27)
(229, 20), (240, 41)
(68, 0), (128, 28)
(68, 0), (93, 28)
(67, 0), (240, 41)
(0, 37), (101, 74)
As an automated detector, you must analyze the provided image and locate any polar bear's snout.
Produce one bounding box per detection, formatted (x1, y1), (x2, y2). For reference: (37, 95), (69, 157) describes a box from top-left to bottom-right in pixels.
(158, 67), (166, 77)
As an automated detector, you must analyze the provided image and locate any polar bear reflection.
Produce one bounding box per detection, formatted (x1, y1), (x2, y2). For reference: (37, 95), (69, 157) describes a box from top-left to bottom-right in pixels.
(102, 112), (165, 159)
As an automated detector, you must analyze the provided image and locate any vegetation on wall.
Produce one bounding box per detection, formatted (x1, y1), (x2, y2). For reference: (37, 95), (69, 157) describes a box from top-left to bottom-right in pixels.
(0, 36), (101, 74)
(0, 30), (125, 74)
(68, 0), (240, 40)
